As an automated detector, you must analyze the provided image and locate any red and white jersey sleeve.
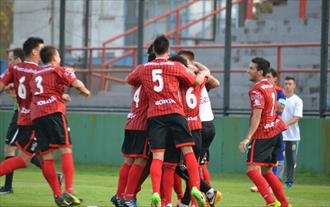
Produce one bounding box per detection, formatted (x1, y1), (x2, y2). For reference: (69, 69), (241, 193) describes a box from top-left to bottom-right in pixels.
(125, 85), (148, 131)
(127, 65), (143, 87)
(249, 79), (287, 139)
(30, 65), (77, 120)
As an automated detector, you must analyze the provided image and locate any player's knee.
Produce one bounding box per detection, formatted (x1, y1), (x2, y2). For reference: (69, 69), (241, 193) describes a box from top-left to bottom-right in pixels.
(125, 157), (134, 166)
(180, 146), (193, 154)
(134, 157), (147, 167)
(4, 145), (16, 157)
(60, 147), (72, 154)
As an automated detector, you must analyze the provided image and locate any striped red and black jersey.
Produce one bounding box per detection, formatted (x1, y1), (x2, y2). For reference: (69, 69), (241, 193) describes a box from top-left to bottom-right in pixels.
(127, 57), (196, 118)
(30, 65), (77, 120)
(125, 85), (148, 131)
(249, 79), (287, 139)
(0, 61), (40, 126)
(180, 78), (207, 131)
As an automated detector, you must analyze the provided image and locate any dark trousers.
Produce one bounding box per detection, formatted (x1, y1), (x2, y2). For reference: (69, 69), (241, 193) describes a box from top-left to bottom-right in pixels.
(284, 141), (299, 184)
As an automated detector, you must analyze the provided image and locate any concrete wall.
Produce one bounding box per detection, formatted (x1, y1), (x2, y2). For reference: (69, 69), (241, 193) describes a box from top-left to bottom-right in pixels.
(0, 111), (329, 174)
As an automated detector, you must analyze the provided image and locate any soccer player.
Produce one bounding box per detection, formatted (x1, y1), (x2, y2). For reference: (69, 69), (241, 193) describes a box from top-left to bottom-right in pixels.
(0, 37), (44, 180)
(177, 50), (220, 186)
(0, 48), (24, 194)
(111, 83), (149, 207)
(238, 57), (291, 207)
(127, 35), (208, 207)
(250, 68), (287, 192)
(282, 76), (303, 189)
(30, 46), (90, 207)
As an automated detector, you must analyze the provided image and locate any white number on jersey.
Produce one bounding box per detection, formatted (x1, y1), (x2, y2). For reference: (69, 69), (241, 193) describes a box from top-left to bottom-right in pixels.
(34, 76), (44, 95)
(186, 87), (197, 109)
(270, 92), (276, 116)
(152, 69), (164, 92)
(18, 76), (27, 99)
(133, 85), (142, 108)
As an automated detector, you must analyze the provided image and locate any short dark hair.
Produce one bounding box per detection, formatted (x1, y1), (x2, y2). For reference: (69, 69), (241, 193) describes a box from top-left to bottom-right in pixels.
(177, 50), (195, 61)
(251, 57), (270, 76)
(147, 44), (156, 61)
(285, 76), (296, 82)
(23, 37), (44, 56)
(153, 35), (169, 55)
(169, 55), (188, 67)
(12, 48), (24, 61)
(40, 45), (58, 64)
(267, 68), (278, 78)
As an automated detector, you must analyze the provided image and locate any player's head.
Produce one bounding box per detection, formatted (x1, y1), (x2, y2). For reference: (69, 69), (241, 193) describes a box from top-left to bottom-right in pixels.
(248, 57), (270, 82)
(266, 68), (278, 85)
(177, 50), (195, 63)
(153, 35), (169, 57)
(40, 46), (61, 67)
(7, 48), (24, 65)
(23, 37), (44, 63)
(284, 76), (296, 94)
(147, 44), (156, 61)
(169, 55), (188, 67)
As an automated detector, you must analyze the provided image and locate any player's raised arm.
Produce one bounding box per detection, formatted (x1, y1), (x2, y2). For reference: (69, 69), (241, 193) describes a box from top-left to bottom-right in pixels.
(127, 65), (142, 86)
(193, 61), (220, 90)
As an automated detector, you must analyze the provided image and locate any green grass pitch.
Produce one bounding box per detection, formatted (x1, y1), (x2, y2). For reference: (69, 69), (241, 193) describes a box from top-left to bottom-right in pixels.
(0, 163), (329, 207)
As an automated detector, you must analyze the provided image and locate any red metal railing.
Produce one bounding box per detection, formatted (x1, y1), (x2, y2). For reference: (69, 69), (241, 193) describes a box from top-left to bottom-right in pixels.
(67, 42), (330, 91)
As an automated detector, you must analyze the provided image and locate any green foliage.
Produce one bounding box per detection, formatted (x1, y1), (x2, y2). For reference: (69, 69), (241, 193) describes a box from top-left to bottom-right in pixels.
(0, 163), (329, 207)
(0, 0), (13, 58)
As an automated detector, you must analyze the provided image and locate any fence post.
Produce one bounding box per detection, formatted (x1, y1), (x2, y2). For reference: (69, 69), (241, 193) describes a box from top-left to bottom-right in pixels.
(299, 0), (307, 19)
(277, 46), (282, 84)
(246, 0), (254, 20)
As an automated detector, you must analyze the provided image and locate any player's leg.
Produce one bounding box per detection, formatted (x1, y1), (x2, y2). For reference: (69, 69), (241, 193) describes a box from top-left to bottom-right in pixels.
(147, 116), (168, 207)
(245, 139), (276, 206)
(285, 141), (298, 188)
(124, 157), (148, 207)
(1, 144), (17, 194)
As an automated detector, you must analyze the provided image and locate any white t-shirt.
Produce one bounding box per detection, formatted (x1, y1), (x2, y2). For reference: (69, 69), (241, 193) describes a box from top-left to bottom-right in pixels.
(282, 94), (303, 141)
(199, 86), (214, 122)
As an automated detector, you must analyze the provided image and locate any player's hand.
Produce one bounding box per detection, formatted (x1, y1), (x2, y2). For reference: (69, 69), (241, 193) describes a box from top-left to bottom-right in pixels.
(82, 89), (91, 97)
(62, 94), (72, 102)
(239, 138), (251, 153)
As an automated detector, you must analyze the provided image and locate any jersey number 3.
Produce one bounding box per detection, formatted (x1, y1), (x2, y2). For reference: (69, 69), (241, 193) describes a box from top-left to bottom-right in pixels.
(34, 76), (44, 95)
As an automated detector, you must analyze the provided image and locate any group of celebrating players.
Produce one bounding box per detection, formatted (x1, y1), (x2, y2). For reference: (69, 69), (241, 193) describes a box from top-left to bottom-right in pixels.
(0, 34), (292, 207)
(0, 37), (90, 207)
(111, 35), (222, 207)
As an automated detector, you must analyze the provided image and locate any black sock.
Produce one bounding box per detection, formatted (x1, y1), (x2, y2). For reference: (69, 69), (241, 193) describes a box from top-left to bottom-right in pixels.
(181, 181), (191, 205)
(200, 179), (211, 193)
(4, 156), (15, 190)
(31, 155), (41, 169)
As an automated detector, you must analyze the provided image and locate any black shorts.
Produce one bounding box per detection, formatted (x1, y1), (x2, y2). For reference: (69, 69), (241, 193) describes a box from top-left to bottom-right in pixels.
(164, 132), (182, 166)
(200, 121), (215, 165)
(5, 110), (19, 146)
(15, 126), (38, 156)
(164, 130), (201, 165)
(121, 130), (149, 159)
(247, 133), (282, 166)
(33, 112), (72, 153)
(147, 114), (194, 152)
(192, 130), (202, 160)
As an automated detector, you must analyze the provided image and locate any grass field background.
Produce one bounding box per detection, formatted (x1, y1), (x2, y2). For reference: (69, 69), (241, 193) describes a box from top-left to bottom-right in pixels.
(0, 163), (329, 207)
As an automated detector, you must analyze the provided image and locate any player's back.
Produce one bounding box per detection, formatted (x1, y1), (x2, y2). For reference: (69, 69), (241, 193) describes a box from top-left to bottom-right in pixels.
(1, 61), (40, 125)
(30, 65), (76, 120)
(180, 79), (206, 130)
(139, 58), (196, 118)
(126, 85), (148, 131)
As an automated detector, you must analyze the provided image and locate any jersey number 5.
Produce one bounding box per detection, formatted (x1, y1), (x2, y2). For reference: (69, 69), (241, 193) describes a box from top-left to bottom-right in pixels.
(152, 69), (164, 92)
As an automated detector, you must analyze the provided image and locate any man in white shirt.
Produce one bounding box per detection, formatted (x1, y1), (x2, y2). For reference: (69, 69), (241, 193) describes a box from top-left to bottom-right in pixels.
(282, 76), (303, 188)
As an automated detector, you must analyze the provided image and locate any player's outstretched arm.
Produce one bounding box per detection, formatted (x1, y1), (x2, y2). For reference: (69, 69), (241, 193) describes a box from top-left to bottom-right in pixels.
(71, 79), (90, 97)
(0, 81), (5, 93)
